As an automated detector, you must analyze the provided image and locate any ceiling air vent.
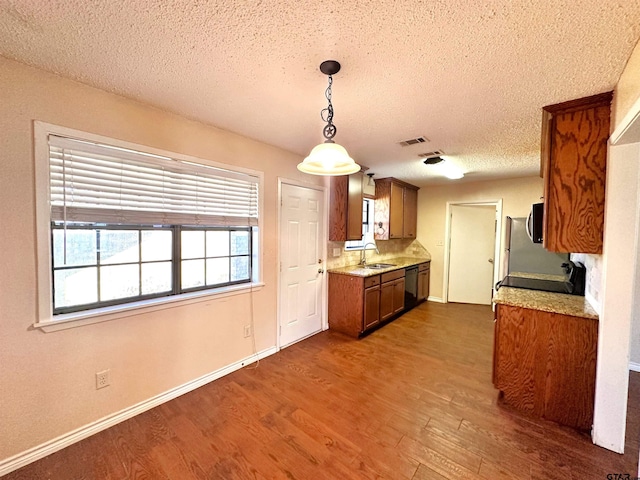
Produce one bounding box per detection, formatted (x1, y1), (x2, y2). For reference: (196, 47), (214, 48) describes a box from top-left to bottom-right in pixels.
(418, 150), (444, 158)
(398, 136), (428, 147)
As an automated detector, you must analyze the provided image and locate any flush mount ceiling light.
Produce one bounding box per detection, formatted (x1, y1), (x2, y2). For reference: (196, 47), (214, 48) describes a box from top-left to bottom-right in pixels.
(422, 156), (444, 165)
(297, 60), (360, 176)
(422, 155), (464, 179)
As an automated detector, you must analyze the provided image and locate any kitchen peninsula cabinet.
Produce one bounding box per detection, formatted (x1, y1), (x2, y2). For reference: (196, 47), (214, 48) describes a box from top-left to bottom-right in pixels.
(329, 172), (363, 241)
(374, 178), (419, 240)
(328, 272), (379, 337)
(493, 302), (597, 430)
(417, 262), (430, 302)
(541, 92), (612, 254)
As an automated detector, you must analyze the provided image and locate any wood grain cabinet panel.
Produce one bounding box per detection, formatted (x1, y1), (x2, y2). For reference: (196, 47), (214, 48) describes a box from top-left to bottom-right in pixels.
(402, 187), (418, 238)
(329, 172), (364, 241)
(417, 262), (430, 302)
(363, 285), (380, 330)
(541, 92), (612, 253)
(493, 304), (597, 430)
(374, 178), (419, 240)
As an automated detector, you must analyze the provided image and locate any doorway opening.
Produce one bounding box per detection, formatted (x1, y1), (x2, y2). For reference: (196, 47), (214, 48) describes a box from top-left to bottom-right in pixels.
(443, 200), (502, 304)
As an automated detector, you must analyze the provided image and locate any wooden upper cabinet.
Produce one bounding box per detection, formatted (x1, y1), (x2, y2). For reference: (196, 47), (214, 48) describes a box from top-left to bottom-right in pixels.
(329, 172), (364, 241)
(374, 177), (419, 240)
(541, 92), (612, 253)
(403, 187), (418, 238)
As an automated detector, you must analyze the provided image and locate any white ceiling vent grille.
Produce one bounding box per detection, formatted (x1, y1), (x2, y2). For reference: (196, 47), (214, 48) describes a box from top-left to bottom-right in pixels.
(398, 136), (428, 147)
(418, 150), (444, 158)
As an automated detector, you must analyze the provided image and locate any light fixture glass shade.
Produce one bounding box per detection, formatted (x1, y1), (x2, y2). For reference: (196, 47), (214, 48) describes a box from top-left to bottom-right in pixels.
(297, 142), (361, 176)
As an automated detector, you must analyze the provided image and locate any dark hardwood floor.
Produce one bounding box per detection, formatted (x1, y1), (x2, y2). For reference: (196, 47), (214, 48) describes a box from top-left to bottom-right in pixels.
(4, 302), (639, 479)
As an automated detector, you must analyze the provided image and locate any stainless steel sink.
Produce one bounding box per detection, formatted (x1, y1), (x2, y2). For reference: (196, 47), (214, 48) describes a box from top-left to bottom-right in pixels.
(364, 263), (397, 269)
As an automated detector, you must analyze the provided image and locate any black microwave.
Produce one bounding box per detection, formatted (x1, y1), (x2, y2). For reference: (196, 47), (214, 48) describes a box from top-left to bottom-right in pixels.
(527, 202), (544, 244)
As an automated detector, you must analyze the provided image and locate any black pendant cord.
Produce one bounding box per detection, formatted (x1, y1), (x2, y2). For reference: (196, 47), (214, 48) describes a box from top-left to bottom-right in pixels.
(320, 75), (337, 142)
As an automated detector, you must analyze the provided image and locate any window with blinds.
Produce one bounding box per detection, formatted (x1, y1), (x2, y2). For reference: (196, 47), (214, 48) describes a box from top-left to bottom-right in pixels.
(46, 134), (260, 315)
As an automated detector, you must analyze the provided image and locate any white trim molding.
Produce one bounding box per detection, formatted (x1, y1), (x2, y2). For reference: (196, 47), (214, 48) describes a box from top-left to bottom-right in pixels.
(0, 346), (277, 477)
(630, 362), (640, 373)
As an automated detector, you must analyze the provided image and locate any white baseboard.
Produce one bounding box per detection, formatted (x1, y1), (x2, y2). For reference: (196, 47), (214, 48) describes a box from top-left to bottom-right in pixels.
(629, 362), (640, 372)
(427, 296), (444, 303)
(0, 346), (277, 477)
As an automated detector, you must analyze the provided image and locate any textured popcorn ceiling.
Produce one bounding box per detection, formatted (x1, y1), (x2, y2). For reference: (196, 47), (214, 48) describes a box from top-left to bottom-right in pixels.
(1, 1), (640, 185)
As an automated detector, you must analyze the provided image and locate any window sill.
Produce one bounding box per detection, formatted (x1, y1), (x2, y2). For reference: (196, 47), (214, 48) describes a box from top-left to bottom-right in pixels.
(33, 282), (265, 332)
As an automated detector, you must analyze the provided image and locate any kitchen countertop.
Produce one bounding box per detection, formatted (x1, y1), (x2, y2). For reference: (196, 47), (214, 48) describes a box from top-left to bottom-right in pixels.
(508, 271), (567, 282)
(493, 286), (598, 320)
(327, 256), (430, 277)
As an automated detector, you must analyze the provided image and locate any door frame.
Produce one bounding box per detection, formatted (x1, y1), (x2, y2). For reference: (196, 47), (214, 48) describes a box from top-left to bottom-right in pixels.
(591, 94), (640, 453)
(276, 178), (329, 351)
(443, 199), (503, 303)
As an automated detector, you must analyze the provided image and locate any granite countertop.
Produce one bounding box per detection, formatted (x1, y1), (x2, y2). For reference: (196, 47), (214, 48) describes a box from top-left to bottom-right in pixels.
(327, 256), (431, 277)
(493, 287), (598, 320)
(509, 271), (567, 282)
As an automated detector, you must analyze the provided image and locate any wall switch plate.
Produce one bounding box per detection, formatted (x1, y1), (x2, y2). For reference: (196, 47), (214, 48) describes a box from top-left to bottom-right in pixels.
(244, 325), (252, 338)
(436, 241), (444, 246)
(332, 248), (341, 257)
(96, 370), (110, 389)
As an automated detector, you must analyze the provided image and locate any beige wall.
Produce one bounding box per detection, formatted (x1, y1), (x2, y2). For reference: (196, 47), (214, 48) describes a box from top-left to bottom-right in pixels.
(416, 176), (544, 300)
(0, 56), (323, 461)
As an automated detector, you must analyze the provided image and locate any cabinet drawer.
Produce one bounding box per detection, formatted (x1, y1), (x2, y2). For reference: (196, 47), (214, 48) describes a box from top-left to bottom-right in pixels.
(381, 269), (405, 283)
(364, 275), (381, 288)
(418, 262), (430, 272)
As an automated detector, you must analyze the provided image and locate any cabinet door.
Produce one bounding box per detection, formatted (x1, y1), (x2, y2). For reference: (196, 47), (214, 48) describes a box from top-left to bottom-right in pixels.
(363, 285), (380, 330)
(542, 93), (611, 253)
(380, 281), (395, 321)
(389, 182), (404, 239)
(494, 304), (541, 416)
(402, 188), (418, 238)
(329, 173), (363, 241)
(422, 267), (430, 300)
(347, 173), (364, 240)
(541, 311), (597, 430)
(417, 269), (430, 302)
(393, 278), (405, 314)
(417, 271), (425, 301)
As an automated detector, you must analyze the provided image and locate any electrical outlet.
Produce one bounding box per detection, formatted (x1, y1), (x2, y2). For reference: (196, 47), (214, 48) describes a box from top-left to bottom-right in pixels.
(96, 370), (110, 389)
(436, 240), (444, 247)
(244, 325), (252, 338)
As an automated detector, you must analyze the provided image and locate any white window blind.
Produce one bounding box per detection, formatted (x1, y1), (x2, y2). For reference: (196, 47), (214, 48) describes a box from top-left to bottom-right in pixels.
(48, 135), (259, 226)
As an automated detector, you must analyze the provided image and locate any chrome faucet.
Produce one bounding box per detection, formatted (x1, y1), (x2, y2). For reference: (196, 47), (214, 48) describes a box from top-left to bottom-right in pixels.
(361, 242), (380, 265)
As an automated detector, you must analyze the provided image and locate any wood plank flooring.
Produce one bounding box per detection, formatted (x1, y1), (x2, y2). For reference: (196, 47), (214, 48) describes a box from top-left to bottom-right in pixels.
(4, 302), (639, 479)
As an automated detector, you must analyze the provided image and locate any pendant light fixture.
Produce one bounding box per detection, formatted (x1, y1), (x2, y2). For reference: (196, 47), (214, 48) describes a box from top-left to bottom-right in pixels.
(297, 60), (360, 176)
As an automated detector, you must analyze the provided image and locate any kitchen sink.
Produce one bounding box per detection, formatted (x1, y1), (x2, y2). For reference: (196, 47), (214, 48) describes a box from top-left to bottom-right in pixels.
(364, 263), (397, 269)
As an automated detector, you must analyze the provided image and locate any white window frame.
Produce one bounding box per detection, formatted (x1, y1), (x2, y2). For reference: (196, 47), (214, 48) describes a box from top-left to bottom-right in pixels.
(344, 198), (376, 251)
(34, 122), (264, 332)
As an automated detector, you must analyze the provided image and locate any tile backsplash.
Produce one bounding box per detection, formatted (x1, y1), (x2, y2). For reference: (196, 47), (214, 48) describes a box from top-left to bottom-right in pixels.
(571, 252), (602, 313)
(326, 239), (431, 269)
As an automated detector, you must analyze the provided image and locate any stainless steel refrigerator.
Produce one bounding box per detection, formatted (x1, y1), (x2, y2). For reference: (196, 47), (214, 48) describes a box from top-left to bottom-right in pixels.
(504, 216), (568, 276)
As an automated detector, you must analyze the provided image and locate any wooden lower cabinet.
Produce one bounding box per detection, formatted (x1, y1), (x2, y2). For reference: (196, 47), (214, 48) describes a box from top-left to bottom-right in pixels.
(417, 262), (430, 302)
(493, 303), (598, 430)
(363, 284), (381, 330)
(380, 270), (405, 321)
(328, 269), (405, 338)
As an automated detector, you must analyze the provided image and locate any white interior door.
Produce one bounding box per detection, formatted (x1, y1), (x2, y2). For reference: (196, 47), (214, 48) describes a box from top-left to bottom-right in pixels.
(279, 183), (325, 348)
(448, 204), (496, 305)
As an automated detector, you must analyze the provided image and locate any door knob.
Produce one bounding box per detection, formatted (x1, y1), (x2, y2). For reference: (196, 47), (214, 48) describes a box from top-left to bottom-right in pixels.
(318, 268), (324, 274)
